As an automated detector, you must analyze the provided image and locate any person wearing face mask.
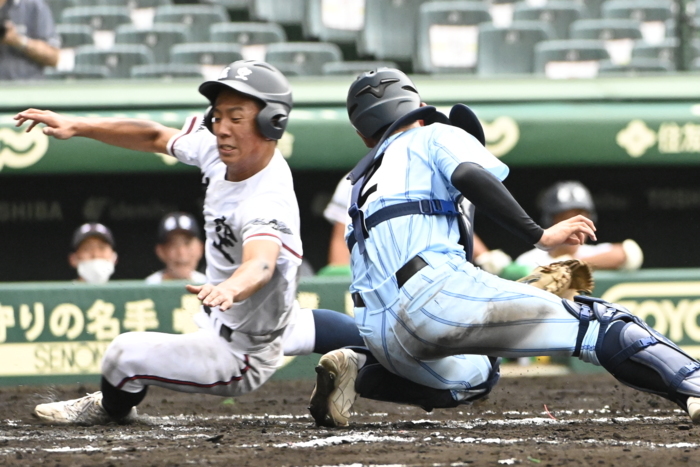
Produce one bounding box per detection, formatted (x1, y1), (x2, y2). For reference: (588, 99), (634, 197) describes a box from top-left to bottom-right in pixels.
(145, 212), (207, 284)
(68, 222), (118, 284)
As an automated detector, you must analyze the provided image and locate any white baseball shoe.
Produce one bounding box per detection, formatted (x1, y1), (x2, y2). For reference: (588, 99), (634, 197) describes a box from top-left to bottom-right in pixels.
(308, 348), (359, 428)
(687, 397), (700, 424)
(34, 391), (136, 425)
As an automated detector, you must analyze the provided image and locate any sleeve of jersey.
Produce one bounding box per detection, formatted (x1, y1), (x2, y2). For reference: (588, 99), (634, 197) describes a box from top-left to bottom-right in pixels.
(240, 219), (285, 248)
(323, 176), (352, 225)
(166, 116), (214, 168)
(431, 125), (509, 182)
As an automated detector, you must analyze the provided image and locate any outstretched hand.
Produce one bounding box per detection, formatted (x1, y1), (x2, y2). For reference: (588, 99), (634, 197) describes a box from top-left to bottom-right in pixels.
(186, 283), (235, 311)
(14, 108), (80, 139)
(536, 215), (597, 251)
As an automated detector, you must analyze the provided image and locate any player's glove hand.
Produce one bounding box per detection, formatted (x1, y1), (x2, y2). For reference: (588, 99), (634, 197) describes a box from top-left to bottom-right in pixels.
(516, 259), (594, 300)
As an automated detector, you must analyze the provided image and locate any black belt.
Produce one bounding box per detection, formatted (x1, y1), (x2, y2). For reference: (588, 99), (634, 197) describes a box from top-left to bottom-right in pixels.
(203, 305), (233, 342)
(352, 255), (428, 308)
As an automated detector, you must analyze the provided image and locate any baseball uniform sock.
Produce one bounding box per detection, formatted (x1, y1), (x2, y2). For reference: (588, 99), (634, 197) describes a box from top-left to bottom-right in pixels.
(100, 377), (147, 419)
(311, 308), (364, 354)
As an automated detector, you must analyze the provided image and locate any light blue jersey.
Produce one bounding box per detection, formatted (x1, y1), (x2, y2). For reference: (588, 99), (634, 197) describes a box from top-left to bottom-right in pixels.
(349, 123), (507, 298)
(348, 122), (582, 399)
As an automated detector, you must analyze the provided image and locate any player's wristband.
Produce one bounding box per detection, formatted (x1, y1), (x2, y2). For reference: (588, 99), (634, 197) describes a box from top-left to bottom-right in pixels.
(621, 239), (643, 270)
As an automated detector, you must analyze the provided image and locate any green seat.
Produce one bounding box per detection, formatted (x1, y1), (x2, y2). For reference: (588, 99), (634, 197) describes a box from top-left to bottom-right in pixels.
(154, 4), (229, 42)
(209, 22), (286, 44)
(131, 63), (204, 79)
(44, 65), (110, 80)
(570, 18), (643, 40)
(534, 39), (609, 76)
(598, 57), (674, 74)
(513, 1), (586, 39)
(61, 6), (133, 30)
(56, 24), (94, 48)
(477, 21), (555, 75)
(74, 44), (154, 78)
(322, 60), (398, 75)
(170, 42), (244, 65)
(116, 23), (189, 64)
(632, 37), (677, 61)
(414, 1), (493, 74)
(358, 0), (429, 61)
(264, 41), (342, 76)
(602, 0), (674, 22)
(47, 0), (78, 25)
(303, 0), (364, 43)
(249, 0), (305, 25)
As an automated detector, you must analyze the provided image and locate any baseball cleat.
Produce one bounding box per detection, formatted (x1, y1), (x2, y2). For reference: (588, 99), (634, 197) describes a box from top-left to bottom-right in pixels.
(687, 397), (700, 424)
(34, 391), (136, 425)
(308, 348), (359, 428)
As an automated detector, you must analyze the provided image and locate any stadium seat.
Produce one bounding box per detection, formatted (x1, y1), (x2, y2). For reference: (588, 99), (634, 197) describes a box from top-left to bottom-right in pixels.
(413, 1), (493, 74)
(322, 60), (399, 75)
(477, 21), (555, 75)
(170, 42), (244, 65)
(513, 1), (586, 39)
(602, 0), (674, 44)
(248, 0), (305, 25)
(56, 24), (94, 48)
(632, 37), (677, 62)
(61, 6), (133, 30)
(210, 22), (287, 61)
(74, 44), (154, 78)
(129, 0), (172, 8)
(154, 4), (230, 42)
(570, 18), (643, 64)
(131, 63), (205, 79)
(303, 0), (365, 44)
(264, 41), (342, 75)
(47, 0), (77, 26)
(534, 39), (609, 77)
(44, 65), (111, 80)
(115, 23), (189, 64)
(692, 57), (700, 71)
(357, 0), (429, 61)
(597, 56), (674, 74)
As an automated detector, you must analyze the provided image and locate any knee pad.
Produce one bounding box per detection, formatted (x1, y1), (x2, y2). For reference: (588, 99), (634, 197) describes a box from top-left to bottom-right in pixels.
(564, 296), (700, 410)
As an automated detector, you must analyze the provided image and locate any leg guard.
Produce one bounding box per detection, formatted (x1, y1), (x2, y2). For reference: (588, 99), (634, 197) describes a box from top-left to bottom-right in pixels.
(564, 296), (700, 411)
(352, 346), (500, 411)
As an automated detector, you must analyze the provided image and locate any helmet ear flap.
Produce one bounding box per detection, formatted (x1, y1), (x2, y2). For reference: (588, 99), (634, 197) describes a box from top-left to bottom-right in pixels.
(256, 103), (289, 140)
(203, 106), (214, 134)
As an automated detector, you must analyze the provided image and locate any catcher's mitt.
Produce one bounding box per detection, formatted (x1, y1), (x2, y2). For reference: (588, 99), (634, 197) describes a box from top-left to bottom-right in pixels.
(516, 259), (594, 299)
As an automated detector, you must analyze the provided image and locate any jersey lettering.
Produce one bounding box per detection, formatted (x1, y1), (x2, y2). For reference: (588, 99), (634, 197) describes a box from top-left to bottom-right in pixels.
(212, 216), (238, 264)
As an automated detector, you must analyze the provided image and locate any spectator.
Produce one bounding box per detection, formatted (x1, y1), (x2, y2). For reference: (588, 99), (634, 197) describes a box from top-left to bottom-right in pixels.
(514, 181), (643, 271)
(0, 0), (60, 80)
(145, 212), (207, 284)
(69, 222), (118, 284)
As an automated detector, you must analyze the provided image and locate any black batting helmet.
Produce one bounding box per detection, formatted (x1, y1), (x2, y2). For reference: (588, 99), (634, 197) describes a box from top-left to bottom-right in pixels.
(539, 181), (597, 228)
(199, 60), (292, 140)
(346, 68), (421, 139)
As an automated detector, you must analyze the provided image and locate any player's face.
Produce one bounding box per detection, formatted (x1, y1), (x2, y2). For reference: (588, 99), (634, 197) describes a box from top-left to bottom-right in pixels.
(69, 236), (116, 267)
(552, 209), (591, 224)
(212, 90), (273, 180)
(156, 232), (204, 280)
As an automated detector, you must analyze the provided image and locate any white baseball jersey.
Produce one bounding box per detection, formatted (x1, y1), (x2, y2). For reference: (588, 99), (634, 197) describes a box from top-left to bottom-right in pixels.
(324, 175), (352, 226)
(101, 116), (303, 398)
(515, 243), (615, 269)
(350, 123), (584, 399)
(167, 115), (303, 337)
(144, 269), (208, 284)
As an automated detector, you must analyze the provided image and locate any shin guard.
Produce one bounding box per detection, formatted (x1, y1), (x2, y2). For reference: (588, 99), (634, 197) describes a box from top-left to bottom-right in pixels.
(564, 296), (700, 411)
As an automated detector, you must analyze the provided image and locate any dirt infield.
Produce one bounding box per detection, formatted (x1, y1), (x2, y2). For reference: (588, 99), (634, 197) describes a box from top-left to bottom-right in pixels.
(1, 369), (698, 466)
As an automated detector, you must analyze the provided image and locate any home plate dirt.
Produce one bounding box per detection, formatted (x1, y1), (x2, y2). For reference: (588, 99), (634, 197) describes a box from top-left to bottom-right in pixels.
(1, 371), (698, 466)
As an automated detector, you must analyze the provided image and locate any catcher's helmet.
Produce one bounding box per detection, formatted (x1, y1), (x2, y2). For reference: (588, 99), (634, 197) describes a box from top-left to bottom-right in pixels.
(199, 60), (292, 140)
(539, 181), (597, 227)
(347, 68), (421, 139)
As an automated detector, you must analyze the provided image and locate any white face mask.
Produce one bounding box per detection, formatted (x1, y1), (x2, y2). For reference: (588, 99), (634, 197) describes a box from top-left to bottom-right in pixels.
(77, 259), (115, 284)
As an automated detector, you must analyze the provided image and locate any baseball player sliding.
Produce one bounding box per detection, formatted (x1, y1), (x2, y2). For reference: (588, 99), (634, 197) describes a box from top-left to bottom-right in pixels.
(309, 68), (700, 428)
(14, 60), (367, 424)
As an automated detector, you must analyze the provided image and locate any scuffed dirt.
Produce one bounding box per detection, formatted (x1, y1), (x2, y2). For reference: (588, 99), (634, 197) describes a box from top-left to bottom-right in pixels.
(1, 371), (698, 466)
